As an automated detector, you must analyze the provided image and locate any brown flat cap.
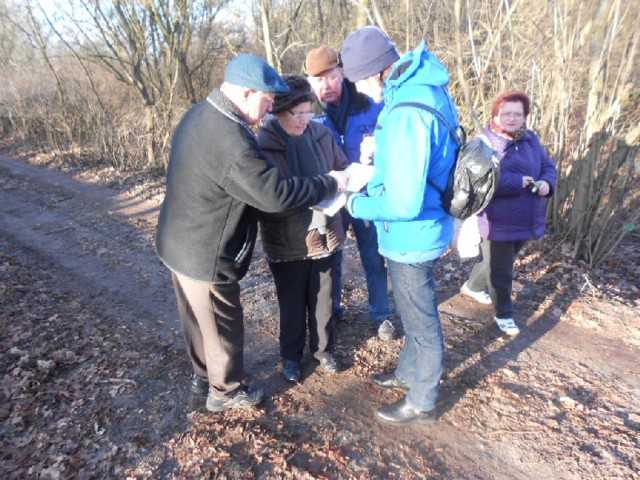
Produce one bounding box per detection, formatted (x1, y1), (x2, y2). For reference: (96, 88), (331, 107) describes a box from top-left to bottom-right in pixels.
(304, 46), (340, 77)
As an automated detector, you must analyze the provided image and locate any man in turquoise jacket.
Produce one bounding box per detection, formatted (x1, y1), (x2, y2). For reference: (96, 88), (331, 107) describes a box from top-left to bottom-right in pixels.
(341, 27), (459, 425)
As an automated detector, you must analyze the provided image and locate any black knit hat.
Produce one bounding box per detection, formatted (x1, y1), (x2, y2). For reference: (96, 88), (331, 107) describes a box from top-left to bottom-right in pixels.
(271, 75), (316, 114)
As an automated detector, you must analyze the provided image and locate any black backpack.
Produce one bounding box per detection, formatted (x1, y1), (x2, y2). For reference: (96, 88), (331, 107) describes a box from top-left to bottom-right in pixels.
(390, 101), (500, 220)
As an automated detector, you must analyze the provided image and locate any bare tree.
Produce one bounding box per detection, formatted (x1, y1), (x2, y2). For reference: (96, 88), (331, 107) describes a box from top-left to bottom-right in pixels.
(550, 0), (640, 265)
(412, 0), (638, 265)
(2, 0), (637, 264)
(41, 0), (228, 167)
(0, 0), (29, 67)
(257, 0), (308, 73)
(260, 0), (275, 67)
(12, 2), (76, 145)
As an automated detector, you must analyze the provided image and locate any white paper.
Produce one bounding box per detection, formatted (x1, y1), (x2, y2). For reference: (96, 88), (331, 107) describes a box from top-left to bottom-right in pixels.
(312, 164), (374, 216)
(313, 193), (347, 217)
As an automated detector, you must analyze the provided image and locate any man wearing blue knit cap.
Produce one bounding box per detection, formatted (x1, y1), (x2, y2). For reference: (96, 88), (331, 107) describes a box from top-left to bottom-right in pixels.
(341, 27), (459, 424)
(156, 54), (347, 413)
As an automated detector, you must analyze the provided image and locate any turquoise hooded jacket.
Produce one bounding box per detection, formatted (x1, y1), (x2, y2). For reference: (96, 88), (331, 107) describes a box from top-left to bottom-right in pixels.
(347, 41), (459, 263)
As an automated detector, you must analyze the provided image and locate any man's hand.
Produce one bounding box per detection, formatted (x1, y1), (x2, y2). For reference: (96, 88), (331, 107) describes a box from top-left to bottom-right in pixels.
(328, 170), (349, 192)
(345, 191), (363, 214)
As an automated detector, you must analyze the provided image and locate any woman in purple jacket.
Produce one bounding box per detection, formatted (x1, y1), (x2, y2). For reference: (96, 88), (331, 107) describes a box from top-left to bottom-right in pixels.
(460, 91), (557, 335)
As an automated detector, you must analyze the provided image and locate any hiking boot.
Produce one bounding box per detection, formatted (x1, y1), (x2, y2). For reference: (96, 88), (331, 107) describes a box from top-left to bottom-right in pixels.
(377, 319), (395, 341)
(460, 282), (492, 305)
(205, 385), (265, 413)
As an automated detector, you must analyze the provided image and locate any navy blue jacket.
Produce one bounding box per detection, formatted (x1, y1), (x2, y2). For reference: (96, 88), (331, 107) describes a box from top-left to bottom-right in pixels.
(312, 80), (383, 164)
(478, 126), (557, 241)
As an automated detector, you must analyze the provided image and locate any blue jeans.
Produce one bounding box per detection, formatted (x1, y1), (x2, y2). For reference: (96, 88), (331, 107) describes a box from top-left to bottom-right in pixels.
(387, 258), (445, 411)
(334, 210), (392, 323)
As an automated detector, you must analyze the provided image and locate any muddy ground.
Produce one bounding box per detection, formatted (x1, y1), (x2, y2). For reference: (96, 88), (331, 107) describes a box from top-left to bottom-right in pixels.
(0, 154), (638, 479)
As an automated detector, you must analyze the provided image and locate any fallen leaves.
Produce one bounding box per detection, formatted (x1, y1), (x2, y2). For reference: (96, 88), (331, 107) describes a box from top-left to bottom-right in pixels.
(1, 158), (638, 479)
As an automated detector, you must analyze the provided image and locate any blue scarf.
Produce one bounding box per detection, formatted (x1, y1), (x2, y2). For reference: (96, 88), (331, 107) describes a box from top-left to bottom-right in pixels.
(323, 82), (351, 135)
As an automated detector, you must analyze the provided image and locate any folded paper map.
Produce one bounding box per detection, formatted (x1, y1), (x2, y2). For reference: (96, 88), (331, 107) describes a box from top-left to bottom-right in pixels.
(313, 163), (374, 216)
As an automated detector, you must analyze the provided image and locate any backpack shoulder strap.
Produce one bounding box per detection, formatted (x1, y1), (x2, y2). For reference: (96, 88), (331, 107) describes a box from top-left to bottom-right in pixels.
(477, 133), (493, 148)
(389, 101), (462, 147)
(385, 101), (461, 197)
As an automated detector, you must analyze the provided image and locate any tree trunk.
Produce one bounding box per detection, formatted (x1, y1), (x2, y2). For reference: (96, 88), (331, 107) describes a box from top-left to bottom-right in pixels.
(144, 105), (156, 168)
(454, 0), (480, 131)
(261, 0), (275, 68)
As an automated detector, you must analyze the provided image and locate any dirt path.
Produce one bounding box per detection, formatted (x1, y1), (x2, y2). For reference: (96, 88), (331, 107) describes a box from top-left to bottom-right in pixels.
(1, 156), (638, 479)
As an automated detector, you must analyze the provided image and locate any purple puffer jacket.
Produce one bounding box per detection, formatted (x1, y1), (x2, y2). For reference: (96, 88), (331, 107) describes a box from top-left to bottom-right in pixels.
(478, 126), (557, 241)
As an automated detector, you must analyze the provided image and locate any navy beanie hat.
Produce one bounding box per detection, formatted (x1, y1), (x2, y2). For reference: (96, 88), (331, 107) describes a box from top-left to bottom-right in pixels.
(224, 54), (289, 94)
(341, 26), (400, 82)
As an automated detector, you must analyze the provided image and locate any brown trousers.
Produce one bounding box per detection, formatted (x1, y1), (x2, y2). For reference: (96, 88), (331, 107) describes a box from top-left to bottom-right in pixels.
(171, 272), (243, 397)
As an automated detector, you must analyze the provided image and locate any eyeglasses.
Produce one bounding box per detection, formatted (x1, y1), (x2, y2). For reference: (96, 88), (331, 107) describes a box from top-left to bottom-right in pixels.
(500, 112), (525, 119)
(288, 110), (314, 120)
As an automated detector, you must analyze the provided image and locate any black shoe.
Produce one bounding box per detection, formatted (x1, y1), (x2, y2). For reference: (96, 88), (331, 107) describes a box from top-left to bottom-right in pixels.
(316, 354), (342, 374)
(190, 373), (209, 396)
(205, 385), (265, 413)
(282, 360), (301, 383)
(371, 372), (409, 392)
(376, 398), (437, 425)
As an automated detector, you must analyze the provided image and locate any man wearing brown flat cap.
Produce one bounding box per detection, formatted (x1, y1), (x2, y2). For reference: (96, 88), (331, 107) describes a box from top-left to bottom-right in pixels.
(304, 46), (393, 342)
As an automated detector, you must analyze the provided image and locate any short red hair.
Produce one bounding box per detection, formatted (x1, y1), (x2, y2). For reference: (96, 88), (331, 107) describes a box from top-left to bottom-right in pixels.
(491, 91), (531, 118)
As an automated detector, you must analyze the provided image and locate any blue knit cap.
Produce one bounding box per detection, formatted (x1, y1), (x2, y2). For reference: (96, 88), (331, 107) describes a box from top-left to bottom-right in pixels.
(224, 54), (289, 94)
(341, 26), (400, 82)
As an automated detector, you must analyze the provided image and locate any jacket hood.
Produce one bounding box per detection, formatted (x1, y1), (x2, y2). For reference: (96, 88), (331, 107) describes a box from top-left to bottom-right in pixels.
(384, 41), (450, 100)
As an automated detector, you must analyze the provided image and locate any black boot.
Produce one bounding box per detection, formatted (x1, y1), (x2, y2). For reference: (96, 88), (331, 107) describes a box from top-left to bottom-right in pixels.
(371, 372), (409, 392)
(376, 398), (437, 425)
(282, 360), (301, 383)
